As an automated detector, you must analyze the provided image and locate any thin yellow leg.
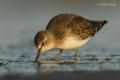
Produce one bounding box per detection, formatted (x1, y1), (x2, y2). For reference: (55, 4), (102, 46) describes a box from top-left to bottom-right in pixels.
(52, 49), (63, 60)
(74, 49), (79, 64)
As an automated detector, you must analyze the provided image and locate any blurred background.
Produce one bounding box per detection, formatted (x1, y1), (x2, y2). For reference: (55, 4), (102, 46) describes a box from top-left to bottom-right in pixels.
(0, 0), (120, 48)
(0, 0), (120, 80)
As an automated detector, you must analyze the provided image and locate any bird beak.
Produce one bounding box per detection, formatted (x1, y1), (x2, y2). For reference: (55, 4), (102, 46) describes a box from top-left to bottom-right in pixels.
(35, 49), (41, 61)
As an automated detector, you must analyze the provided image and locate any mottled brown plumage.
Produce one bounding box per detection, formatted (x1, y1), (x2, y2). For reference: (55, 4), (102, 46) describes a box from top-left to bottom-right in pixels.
(34, 13), (108, 62)
(46, 14), (107, 40)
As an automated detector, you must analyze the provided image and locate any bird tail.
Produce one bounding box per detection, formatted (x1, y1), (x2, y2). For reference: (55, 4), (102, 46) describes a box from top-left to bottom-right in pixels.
(100, 20), (108, 26)
(91, 20), (108, 32)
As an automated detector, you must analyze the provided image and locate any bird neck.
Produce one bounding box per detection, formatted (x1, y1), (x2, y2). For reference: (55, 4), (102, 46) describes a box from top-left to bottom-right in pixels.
(46, 31), (56, 48)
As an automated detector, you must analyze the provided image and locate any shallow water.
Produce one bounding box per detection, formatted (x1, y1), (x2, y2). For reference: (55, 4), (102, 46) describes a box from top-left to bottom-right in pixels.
(0, 44), (120, 77)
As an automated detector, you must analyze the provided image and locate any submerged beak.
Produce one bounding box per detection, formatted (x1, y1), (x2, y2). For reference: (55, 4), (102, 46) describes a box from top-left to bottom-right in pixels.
(35, 49), (41, 61)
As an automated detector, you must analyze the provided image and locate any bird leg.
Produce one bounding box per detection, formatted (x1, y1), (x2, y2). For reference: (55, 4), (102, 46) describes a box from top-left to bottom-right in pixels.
(52, 49), (63, 60)
(74, 48), (79, 64)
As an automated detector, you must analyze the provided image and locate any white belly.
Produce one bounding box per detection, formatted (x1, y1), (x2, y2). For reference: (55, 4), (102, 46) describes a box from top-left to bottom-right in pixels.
(60, 37), (90, 49)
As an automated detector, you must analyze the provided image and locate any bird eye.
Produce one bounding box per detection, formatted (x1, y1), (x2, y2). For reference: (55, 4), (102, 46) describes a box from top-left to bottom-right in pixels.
(42, 42), (45, 46)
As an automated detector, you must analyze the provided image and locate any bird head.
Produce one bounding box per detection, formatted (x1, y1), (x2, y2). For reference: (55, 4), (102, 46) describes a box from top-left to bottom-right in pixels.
(34, 30), (55, 52)
(34, 30), (55, 60)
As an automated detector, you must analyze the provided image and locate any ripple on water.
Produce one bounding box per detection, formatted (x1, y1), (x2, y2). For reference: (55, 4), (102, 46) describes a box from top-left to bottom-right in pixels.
(0, 46), (120, 76)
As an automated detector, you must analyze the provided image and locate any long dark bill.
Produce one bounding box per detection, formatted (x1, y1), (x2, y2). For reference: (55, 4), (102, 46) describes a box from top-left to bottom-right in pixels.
(35, 50), (41, 61)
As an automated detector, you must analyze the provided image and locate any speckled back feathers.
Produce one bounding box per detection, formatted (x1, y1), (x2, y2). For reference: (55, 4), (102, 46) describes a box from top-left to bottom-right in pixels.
(46, 14), (108, 40)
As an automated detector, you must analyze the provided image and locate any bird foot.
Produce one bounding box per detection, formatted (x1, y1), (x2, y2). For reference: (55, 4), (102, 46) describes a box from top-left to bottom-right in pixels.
(51, 54), (61, 61)
(33, 59), (41, 63)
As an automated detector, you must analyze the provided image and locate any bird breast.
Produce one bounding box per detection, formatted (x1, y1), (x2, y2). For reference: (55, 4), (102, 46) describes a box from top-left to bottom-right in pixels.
(59, 36), (90, 49)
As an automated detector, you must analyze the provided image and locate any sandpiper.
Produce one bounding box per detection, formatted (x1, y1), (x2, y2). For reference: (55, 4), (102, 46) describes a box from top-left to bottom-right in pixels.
(34, 13), (108, 63)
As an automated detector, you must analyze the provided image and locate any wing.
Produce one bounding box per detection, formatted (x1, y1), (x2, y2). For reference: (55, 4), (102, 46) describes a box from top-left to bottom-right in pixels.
(67, 17), (108, 39)
(46, 13), (108, 40)
(66, 16), (92, 39)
